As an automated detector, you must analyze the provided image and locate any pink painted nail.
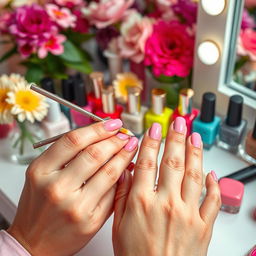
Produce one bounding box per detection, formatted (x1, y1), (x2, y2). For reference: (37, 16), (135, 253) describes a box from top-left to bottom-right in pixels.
(104, 119), (123, 131)
(210, 170), (218, 182)
(174, 117), (186, 134)
(149, 123), (162, 140)
(191, 132), (201, 148)
(116, 133), (129, 140)
(248, 246), (256, 256)
(124, 137), (139, 152)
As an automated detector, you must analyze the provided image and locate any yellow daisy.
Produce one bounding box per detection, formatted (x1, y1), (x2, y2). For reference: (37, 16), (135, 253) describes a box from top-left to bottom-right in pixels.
(0, 80), (13, 124)
(6, 81), (48, 123)
(113, 72), (143, 103)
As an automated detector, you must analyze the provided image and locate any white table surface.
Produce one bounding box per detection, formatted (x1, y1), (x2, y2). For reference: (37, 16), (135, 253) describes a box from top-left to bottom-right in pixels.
(0, 137), (255, 256)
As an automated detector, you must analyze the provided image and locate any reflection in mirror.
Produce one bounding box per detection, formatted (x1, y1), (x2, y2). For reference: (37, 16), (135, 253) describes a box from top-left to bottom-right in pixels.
(233, 0), (256, 94)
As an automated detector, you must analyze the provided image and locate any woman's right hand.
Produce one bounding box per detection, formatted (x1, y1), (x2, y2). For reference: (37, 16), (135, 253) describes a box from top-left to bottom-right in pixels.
(7, 119), (138, 256)
(113, 118), (221, 256)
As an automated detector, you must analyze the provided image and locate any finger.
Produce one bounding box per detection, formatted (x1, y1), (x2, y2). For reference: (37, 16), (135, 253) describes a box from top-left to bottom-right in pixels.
(158, 117), (186, 196)
(132, 123), (162, 193)
(200, 171), (221, 224)
(84, 137), (138, 208)
(61, 133), (129, 188)
(181, 132), (203, 205)
(114, 164), (134, 228)
(35, 119), (123, 171)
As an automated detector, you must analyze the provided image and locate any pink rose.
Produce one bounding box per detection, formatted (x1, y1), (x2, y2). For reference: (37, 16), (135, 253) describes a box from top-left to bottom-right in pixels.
(55, 0), (83, 8)
(118, 10), (153, 63)
(83, 0), (134, 29)
(73, 10), (89, 33)
(237, 28), (256, 61)
(46, 4), (77, 28)
(145, 20), (194, 77)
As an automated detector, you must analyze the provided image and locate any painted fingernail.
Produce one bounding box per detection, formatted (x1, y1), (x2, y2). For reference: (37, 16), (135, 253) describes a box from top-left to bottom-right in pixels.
(118, 171), (125, 184)
(124, 137), (139, 152)
(191, 132), (201, 148)
(116, 133), (130, 140)
(149, 123), (162, 140)
(174, 117), (186, 134)
(126, 162), (135, 172)
(210, 170), (218, 182)
(104, 119), (123, 131)
(248, 246), (256, 256)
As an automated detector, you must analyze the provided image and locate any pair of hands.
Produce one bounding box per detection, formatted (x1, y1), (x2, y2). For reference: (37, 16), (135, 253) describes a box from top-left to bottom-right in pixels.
(7, 117), (221, 256)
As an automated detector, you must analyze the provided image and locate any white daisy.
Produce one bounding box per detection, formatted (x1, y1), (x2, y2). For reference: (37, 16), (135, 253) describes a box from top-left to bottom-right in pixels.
(0, 78), (13, 124)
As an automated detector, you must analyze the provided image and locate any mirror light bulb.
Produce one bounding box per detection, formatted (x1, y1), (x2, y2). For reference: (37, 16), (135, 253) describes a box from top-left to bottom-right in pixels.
(197, 41), (220, 65)
(201, 0), (226, 16)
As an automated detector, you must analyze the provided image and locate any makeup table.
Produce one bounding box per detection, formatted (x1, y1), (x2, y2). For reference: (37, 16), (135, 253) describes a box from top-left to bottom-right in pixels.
(0, 137), (255, 256)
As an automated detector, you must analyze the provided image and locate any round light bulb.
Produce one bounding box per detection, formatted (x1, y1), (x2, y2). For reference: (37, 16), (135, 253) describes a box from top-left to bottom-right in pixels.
(201, 0), (225, 16)
(197, 41), (220, 65)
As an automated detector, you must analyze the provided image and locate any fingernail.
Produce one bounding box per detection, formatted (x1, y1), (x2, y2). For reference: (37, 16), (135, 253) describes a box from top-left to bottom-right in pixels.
(118, 171), (125, 184)
(124, 137), (139, 152)
(174, 117), (186, 134)
(149, 123), (162, 140)
(116, 133), (129, 140)
(126, 162), (135, 172)
(210, 170), (218, 182)
(191, 132), (201, 148)
(104, 119), (123, 131)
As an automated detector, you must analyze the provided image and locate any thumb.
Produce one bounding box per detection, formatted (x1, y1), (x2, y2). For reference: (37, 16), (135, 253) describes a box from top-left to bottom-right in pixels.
(113, 163), (134, 228)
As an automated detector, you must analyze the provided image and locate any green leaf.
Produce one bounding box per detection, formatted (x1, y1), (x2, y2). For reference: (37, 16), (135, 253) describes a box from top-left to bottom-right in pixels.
(60, 40), (84, 63)
(25, 66), (44, 84)
(64, 60), (92, 74)
(65, 31), (94, 44)
(0, 46), (17, 63)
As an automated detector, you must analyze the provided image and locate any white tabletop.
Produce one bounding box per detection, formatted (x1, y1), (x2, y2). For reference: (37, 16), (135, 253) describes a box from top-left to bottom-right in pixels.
(0, 137), (255, 256)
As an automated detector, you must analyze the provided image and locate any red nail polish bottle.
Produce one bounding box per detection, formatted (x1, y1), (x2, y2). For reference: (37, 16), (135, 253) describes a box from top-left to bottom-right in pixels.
(171, 88), (199, 136)
(88, 72), (104, 111)
(95, 86), (123, 119)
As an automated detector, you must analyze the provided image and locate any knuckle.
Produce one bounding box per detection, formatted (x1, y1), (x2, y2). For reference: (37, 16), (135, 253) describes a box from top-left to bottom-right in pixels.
(91, 123), (104, 137)
(168, 132), (185, 145)
(162, 156), (184, 172)
(63, 130), (81, 149)
(102, 164), (118, 183)
(43, 183), (63, 204)
(26, 161), (40, 185)
(109, 136), (123, 148)
(85, 145), (104, 162)
(136, 158), (157, 171)
(133, 192), (152, 214)
(191, 148), (202, 159)
(143, 139), (159, 150)
(208, 192), (222, 208)
(63, 207), (83, 224)
(186, 168), (203, 185)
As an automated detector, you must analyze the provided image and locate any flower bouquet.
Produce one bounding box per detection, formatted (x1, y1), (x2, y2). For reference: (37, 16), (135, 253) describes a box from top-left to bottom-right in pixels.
(0, 0), (92, 84)
(0, 73), (48, 164)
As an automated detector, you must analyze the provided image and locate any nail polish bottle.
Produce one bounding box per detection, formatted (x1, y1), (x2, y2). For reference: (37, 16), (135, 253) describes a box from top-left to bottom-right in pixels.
(88, 72), (104, 110)
(171, 88), (199, 136)
(243, 118), (256, 164)
(192, 92), (221, 149)
(70, 77), (93, 127)
(41, 98), (71, 137)
(121, 87), (148, 136)
(95, 86), (123, 119)
(219, 178), (244, 214)
(61, 77), (75, 125)
(218, 95), (247, 153)
(144, 88), (173, 138)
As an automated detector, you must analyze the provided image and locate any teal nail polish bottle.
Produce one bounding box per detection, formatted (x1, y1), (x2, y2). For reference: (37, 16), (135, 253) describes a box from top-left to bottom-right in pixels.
(192, 92), (221, 149)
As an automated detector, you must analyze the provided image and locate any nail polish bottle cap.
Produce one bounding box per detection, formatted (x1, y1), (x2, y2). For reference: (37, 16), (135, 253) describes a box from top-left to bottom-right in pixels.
(61, 77), (74, 102)
(127, 87), (141, 114)
(151, 88), (166, 115)
(178, 88), (194, 115)
(89, 72), (104, 99)
(200, 92), (216, 123)
(102, 86), (115, 114)
(226, 95), (243, 127)
(252, 118), (256, 140)
(40, 77), (55, 94)
(74, 77), (87, 107)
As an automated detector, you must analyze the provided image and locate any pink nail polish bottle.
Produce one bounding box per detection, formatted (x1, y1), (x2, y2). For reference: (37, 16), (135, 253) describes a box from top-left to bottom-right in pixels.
(70, 76), (93, 127)
(171, 89), (199, 136)
(95, 86), (123, 119)
(219, 178), (244, 214)
(88, 72), (104, 111)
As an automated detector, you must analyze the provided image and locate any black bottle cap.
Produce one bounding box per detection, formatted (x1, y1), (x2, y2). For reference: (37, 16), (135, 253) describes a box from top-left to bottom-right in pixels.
(200, 92), (216, 123)
(61, 77), (74, 102)
(40, 77), (55, 94)
(252, 118), (256, 140)
(74, 77), (87, 107)
(226, 95), (243, 127)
